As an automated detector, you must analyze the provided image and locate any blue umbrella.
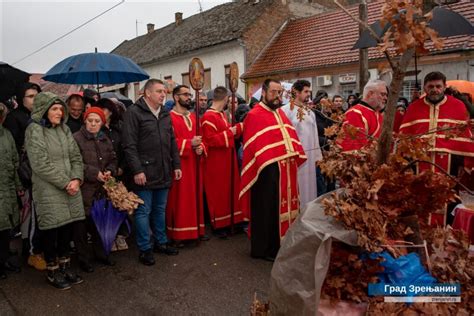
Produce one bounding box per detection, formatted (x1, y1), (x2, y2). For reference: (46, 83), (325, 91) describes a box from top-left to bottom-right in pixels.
(42, 51), (149, 88)
(90, 198), (128, 255)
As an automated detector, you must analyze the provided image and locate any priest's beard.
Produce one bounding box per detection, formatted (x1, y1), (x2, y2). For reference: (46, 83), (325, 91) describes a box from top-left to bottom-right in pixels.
(179, 99), (193, 110)
(426, 93), (445, 105)
(263, 95), (282, 110)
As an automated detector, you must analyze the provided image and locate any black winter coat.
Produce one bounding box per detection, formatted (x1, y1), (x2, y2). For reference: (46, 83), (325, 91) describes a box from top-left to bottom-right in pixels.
(3, 105), (31, 152)
(314, 109), (334, 151)
(121, 97), (180, 191)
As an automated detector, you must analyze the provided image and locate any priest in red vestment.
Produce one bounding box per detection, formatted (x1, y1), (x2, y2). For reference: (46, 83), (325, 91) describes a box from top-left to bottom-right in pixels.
(399, 71), (474, 176)
(339, 80), (387, 152)
(240, 79), (306, 261)
(201, 86), (243, 236)
(400, 72), (474, 225)
(166, 85), (206, 242)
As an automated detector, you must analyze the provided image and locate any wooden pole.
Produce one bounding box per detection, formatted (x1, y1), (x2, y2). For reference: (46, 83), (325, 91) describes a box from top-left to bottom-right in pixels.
(230, 91), (236, 234)
(195, 90), (202, 243)
(359, 0), (369, 93)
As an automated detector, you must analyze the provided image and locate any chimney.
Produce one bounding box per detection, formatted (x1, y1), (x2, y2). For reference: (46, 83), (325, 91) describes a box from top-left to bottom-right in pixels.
(175, 12), (183, 26)
(147, 23), (154, 34)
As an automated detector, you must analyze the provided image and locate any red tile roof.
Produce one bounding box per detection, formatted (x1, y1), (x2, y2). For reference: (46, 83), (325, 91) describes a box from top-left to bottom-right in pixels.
(30, 74), (81, 99)
(242, 0), (474, 79)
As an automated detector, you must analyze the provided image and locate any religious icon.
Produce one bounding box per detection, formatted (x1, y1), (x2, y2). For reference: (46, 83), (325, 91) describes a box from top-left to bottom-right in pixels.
(229, 62), (239, 93)
(189, 58), (205, 90)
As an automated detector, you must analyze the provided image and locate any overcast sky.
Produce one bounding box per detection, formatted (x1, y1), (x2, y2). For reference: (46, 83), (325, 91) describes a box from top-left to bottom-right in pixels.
(1, 0), (230, 74)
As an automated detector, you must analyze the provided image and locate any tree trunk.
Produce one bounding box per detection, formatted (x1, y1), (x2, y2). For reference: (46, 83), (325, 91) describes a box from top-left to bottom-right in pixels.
(358, 0), (369, 92)
(376, 48), (415, 165)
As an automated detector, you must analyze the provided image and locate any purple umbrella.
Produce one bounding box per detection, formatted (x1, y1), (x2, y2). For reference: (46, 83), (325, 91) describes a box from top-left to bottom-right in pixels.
(90, 198), (128, 255)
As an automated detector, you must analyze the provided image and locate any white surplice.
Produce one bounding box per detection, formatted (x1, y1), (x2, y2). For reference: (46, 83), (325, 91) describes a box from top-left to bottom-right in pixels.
(281, 104), (323, 209)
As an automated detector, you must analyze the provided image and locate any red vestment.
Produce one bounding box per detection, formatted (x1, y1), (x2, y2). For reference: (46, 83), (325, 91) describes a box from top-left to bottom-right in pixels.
(201, 108), (243, 229)
(166, 111), (205, 240)
(399, 95), (474, 174)
(340, 102), (384, 152)
(239, 103), (306, 238)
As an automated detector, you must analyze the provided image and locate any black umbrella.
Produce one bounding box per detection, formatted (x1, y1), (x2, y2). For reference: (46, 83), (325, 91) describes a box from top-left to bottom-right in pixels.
(100, 91), (133, 107)
(353, 7), (474, 49)
(0, 62), (30, 102)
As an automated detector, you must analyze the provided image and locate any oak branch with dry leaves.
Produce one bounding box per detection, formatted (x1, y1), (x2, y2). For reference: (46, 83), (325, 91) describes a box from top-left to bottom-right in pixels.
(334, 0), (444, 165)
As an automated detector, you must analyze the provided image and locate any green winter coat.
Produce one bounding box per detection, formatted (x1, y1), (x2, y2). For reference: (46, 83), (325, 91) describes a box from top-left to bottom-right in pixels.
(0, 125), (21, 231)
(25, 92), (85, 230)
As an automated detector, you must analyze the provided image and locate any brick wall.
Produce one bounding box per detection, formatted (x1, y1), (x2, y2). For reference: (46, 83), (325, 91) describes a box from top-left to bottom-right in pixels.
(241, 2), (290, 69)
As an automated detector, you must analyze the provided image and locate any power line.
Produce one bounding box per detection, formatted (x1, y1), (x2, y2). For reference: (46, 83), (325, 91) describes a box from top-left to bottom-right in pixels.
(13, 0), (125, 66)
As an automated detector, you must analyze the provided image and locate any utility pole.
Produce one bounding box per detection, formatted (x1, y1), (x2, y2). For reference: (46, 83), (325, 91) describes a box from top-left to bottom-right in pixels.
(135, 19), (142, 37)
(359, 0), (369, 93)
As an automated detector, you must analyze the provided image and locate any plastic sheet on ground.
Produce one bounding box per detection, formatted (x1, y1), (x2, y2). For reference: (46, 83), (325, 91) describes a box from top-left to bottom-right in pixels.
(269, 190), (365, 315)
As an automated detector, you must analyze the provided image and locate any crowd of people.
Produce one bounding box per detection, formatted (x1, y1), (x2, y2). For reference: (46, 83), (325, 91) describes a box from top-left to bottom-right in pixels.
(0, 71), (472, 290)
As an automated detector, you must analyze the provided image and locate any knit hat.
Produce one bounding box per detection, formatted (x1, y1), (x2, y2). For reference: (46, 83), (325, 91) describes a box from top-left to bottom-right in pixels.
(83, 106), (106, 124)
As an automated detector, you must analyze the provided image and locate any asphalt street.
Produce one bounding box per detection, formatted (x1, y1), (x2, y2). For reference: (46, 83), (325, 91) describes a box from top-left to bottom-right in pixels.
(0, 233), (272, 315)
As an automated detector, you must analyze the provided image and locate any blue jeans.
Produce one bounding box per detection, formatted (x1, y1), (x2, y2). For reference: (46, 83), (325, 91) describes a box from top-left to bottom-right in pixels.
(135, 189), (169, 252)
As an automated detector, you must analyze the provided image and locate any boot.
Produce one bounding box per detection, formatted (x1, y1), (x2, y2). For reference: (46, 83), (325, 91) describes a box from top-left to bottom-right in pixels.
(59, 257), (83, 285)
(46, 263), (71, 290)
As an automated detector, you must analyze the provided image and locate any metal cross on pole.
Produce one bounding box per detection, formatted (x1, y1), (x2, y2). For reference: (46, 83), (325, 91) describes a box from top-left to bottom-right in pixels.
(228, 62), (239, 235)
(189, 57), (205, 243)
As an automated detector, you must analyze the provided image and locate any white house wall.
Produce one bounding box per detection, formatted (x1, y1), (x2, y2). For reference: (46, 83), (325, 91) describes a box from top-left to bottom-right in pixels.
(127, 41), (246, 101)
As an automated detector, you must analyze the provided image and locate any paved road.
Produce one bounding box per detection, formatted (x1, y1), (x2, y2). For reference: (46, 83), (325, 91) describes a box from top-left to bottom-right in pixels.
(0, 233), (272, 315)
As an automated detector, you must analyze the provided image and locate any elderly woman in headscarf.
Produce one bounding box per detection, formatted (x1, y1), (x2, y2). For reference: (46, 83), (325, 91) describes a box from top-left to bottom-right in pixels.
(0, 103), (23, 280)
(24, 92), (85, 290)
(96, 98), (129, 251)
(73, 107), (117, 272)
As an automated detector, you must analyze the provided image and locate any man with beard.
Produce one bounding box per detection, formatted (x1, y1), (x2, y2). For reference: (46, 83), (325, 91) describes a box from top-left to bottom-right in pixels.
(166, 85), (207, 244)
(4, 82), (47, 271)
(201, 86), (243, 238)
(340, 80), (387, 152)
(239, 79), (306, 261)
(400, 71), (474, 177)
(281, 80), (322, 208)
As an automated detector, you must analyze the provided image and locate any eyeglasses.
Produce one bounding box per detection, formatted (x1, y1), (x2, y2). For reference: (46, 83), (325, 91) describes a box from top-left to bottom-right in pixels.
(269, 90), (284, 96)
(177, 93), (193, 98)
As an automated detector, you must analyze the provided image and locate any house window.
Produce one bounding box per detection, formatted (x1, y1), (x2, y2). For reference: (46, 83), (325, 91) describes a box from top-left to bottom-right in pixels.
(164, 75), (172, 81)
(340, 83), (357, 100)
(182, 73), (190, 86)
(401, 80), (421, 100)
(182, 69), (211, 92)
(224, 65), (230, 89)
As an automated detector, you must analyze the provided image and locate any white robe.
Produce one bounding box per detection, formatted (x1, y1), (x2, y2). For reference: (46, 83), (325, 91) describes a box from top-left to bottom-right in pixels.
(281, 104), (323, 209)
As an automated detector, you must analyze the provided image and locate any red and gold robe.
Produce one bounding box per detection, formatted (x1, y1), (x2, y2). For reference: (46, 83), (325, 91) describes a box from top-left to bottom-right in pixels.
(166, 110), (205, 240)
(340, 102), (384, 152)
(399, 95), (474, 174)
(201, 108), (243, 229)
(239, 103), (306, 238)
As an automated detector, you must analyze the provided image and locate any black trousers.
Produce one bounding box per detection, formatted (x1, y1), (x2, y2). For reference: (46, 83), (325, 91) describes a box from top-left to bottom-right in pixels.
(42, 224), (72, 264)
(73, 217), (106, 264)
(250, 163), (280, 258)
(0, 229), (10, 272)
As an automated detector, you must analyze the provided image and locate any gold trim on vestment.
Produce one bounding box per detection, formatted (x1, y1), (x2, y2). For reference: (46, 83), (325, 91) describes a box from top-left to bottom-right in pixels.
(239, 152), (306, 199)
(280, 209), (299, 222)
(211, 211), (243, 222)
(224, 131), (229, 148)
(172, 110), (193, 131)
(180, 139), (187, 156)
(285, 158), (291, 220)
(243, 124), (296, 150)
(241, 139), (302, 176)
(202, 120), (217, 131)
(348, 109), (369, 133)
(400, 118), (468, 130)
